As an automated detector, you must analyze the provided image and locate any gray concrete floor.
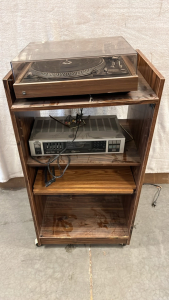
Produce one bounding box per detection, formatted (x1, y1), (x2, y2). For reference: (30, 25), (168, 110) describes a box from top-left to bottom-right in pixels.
(0, 185), (169, 300)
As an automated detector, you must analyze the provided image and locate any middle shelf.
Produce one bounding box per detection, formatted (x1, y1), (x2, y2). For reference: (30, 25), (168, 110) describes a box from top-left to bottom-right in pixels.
(33, 166), (136, 195)
(28, 140), (140, 167)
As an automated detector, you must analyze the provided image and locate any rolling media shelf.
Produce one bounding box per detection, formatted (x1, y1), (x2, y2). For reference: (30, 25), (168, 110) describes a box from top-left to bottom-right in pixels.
(33, 166), (136, 195)
(3, 50), (165, 246)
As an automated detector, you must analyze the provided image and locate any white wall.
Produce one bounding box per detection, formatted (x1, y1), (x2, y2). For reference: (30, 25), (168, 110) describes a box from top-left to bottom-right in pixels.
(0, 0), (169, 181)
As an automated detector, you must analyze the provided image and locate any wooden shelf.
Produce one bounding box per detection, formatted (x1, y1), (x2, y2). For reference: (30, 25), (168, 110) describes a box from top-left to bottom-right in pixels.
(39, 195), (129, 244)
(28, 140), (140, 167)
(11, 71), (159, 112)
(33, 166), (136, 195)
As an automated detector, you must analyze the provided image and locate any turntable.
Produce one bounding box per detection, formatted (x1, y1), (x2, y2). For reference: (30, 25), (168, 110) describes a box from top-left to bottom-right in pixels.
(11, 36), (138, 98)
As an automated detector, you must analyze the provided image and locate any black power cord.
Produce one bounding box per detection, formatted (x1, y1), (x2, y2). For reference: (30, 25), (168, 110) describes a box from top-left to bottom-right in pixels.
(32, 147), (70, 187)
(46, 108), (83, 186)
(143, 183), (162, 207)
(32, 108), (84, 187)
(72, 109), (83, 142)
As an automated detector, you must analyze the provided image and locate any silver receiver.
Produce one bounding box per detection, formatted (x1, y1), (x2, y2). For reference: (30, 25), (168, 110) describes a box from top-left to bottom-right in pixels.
(29, 115), (125, 156)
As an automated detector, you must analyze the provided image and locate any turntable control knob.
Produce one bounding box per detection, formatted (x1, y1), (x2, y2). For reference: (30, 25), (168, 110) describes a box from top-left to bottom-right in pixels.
(22, 91), (26, 95)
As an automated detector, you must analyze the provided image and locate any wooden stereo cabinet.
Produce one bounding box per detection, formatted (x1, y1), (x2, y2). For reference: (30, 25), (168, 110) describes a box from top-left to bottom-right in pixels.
(3, 50), (164, 246)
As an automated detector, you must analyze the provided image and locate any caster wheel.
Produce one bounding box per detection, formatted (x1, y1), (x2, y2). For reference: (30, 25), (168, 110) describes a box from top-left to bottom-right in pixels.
(120, 243), (127, 246)
(35, 238), (41, 247)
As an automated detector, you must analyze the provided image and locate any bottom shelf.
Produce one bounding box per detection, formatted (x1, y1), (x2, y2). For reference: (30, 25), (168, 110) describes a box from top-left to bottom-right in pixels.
(39, 195), (129, 244)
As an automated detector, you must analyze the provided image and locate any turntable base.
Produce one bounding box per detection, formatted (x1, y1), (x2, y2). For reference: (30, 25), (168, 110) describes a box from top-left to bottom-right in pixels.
(13, 56), (138, 98)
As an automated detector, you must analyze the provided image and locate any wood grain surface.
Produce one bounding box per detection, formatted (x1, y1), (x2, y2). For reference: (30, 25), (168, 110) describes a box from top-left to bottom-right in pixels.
(137, 49), (165, 99)
(13, 75), (138, 98)
(40, 195), (129, 244)
(27, 140), (141, 167)
(1, 173), (168, 190)
(33, 166), (136, 195)
(125, 50), (165, 244)
(3, 72), (42, 245)
(11, 71), (158, 112)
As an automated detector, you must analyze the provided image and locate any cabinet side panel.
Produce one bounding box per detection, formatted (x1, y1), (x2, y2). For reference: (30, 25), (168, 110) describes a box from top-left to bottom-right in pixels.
(3, 71), (15, 105)
(122, 194), (135, 227)
(16, 117), (34, 168)
(137, 49), (165, 99)
(128, 104), (154, 165)
(16, 117), (37, 206)
(127, 50), (165, 241)
(127, 103), (159, 243)
(34, 196), (47, 229)
(3, 74), (41, 245)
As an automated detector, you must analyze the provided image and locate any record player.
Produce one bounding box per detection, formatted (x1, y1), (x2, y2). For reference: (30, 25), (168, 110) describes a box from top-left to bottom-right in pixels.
(11, 36), (138, 98)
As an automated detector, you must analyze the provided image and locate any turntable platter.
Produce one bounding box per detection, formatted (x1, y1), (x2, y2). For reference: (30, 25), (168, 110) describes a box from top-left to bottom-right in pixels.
(30, 57), (106, 79)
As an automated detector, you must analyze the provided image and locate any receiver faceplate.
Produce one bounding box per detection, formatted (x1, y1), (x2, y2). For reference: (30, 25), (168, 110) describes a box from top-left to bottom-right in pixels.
(29, 115), (125, 156)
